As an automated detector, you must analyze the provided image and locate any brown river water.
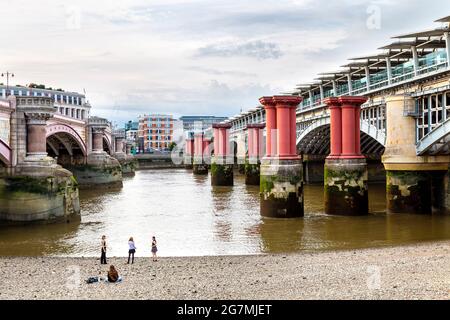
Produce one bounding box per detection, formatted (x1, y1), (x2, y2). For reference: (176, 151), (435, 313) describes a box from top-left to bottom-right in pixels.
(1, 169), (450, 257)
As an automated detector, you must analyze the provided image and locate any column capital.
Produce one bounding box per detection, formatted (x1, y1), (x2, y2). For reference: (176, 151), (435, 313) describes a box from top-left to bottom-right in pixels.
(259, 96), (276, 108)
(212, 123), (232, 129)
(91, 127), (106, 134)
(323, 97), (341, 107)
(25, 112), (54, 125)
(246, 124), (265, 130)
(338, 96), (367, 107)
(272, 95), (302, 107)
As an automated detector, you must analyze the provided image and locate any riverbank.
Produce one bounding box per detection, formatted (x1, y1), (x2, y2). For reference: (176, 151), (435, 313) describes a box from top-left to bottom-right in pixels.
(1, 240), (450, 300)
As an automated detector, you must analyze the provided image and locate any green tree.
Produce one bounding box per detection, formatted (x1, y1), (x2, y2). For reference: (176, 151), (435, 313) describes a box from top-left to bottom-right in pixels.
(168, 142), (177, 151)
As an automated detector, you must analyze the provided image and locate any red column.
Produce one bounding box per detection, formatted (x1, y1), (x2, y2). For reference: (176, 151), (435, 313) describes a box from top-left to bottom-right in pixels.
(185, 138), (193, 155)
(324, 97), (342, 159)
(212, 123), (232, 158)
(290, 107), (297, 156)
(194, 133), (203, 157)
(190, 139), (194, 156)
(259, 97), (276, 158)
(213, 128), (220, 156)
(273, 96), (302, 160)
(246, 124), (265, 160)
(338, 96), (367, 159)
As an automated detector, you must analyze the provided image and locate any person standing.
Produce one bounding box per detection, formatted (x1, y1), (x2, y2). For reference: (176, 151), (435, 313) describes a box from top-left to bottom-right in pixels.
(127, 237), (136, 264)
(100, 235), (107, 265)
(151, 236), (158, 262)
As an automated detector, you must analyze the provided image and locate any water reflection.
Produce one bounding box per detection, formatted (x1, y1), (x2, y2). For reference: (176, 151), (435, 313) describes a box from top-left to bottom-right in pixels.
(1, 170), (450, 257)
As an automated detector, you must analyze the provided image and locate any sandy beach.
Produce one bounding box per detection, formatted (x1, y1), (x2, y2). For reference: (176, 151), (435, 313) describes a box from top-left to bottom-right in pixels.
(1, 241), (450, 300)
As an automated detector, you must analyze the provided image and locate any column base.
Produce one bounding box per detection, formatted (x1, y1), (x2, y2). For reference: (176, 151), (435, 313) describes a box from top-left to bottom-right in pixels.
(184, 156), (193, 169)
(245, 162), (260, 185)
(324, 158), (368, 216)
(211, 163), (233, 186)
(0, 167), (80, 225)
(386, 170), (447, 214)
(193, 164), (208, 175)
(70, 153), (123, 188)
(260, 158), (304, 218)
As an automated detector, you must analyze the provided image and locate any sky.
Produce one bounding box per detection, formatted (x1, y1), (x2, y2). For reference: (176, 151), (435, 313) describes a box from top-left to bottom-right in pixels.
(1, 0), (450, 125)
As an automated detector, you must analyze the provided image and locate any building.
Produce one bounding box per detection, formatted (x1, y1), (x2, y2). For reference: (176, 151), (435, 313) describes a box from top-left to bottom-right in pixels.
(0, 84), (90, 121)
(179, 116), (228, 132)
(124, 120), (138, 142)
(138, 114), (175, 151)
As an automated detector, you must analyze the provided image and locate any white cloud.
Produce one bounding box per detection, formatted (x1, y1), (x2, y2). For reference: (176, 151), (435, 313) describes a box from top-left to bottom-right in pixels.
(0, 0), (449, 124)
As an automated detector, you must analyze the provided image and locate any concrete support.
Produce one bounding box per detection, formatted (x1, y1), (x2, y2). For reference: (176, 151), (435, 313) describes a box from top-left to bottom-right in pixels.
(382, 95), (450, 214)
(245, 124), (265, 185)
(74, 119), (123, 188)
(193, 132), (208, 175)
(347, 74), (353, 95)
(445, 32), (450, 68)
(385, 57), (392, 85)
(411, 46), (419, 76)
(1, 96), (81, 224)
(323, 96), (369, 216)
(211, 124), (233, 186)
(364, 66), (371, 91)
(259, 96), (303, 218)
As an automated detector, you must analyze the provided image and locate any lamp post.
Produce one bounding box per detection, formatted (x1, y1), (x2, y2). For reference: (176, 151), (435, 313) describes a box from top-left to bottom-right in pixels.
(1, 71), (14, 96)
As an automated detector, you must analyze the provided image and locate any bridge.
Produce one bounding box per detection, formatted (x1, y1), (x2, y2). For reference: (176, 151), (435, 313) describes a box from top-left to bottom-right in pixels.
(217, 15), (450, 216)
(0, 89), (136, 224)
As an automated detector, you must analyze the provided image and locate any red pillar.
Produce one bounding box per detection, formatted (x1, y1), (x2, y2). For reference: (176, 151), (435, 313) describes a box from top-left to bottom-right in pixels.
(273, 96), (302, 160)
(185, 138), (193, 155)
(259, 97), (276, 158)
(247, 127), (254, 158)
(246, 124), (265, 160)
(324, 97), (342, 159)
(212, 123), (232, 158)
(290, 107), (297, 156)
(194, 133), (203, 157)
(338, 96), (367, 159)
(213, 128), (219, 156)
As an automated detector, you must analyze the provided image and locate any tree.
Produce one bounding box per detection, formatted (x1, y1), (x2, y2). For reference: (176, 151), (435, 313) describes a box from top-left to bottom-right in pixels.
(168, 142), (177, 151)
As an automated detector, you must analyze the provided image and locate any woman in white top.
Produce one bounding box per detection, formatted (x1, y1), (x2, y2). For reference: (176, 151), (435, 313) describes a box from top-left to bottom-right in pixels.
(127, 237), (136, 264)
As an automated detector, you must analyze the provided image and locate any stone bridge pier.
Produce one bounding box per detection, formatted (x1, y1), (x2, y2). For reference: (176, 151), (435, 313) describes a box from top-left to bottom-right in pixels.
(1, 96), (80, 224)
(113, 131), (137, 176)
(383, 95), (450, 214)
(259, 96), (304, 218)
(211, 123), (233, 186)
(69, 118), (122, 188)
(324, 96), (369, 216)
(245, 124), (265, 185)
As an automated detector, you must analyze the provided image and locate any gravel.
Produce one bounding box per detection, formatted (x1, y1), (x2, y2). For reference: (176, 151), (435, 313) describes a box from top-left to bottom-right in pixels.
(1, 241), (450, 300)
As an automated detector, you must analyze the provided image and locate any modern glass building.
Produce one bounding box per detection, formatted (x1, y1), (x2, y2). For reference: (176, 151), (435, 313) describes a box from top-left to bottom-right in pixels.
(179, 115), (228, 132)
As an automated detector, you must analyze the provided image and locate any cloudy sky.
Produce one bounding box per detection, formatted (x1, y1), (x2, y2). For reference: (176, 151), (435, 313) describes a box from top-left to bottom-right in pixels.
(1, 0), (449, 125)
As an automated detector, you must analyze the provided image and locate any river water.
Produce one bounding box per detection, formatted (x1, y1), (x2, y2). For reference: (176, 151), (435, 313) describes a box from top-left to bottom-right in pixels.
(1, 169), (450, 257)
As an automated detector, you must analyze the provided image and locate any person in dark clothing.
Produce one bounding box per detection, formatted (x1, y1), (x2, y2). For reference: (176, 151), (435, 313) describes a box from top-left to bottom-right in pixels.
(100, 235), (107, 265)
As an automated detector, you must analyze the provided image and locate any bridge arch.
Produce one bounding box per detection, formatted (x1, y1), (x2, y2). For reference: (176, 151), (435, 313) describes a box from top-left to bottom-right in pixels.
(103, 135), (112, 155)
(0, 138), (11, 167)
(297, 117), (386, 156)
(46, 124), (87, 166)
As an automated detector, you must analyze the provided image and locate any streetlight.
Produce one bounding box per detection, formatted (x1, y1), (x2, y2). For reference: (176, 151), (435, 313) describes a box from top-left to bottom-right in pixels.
(1, 71), (14, 96)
